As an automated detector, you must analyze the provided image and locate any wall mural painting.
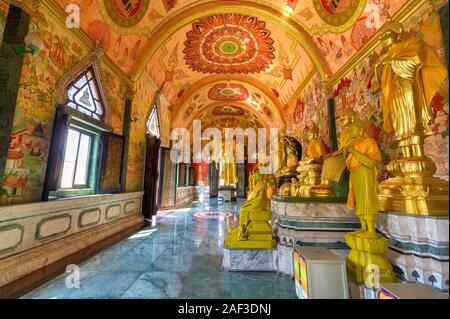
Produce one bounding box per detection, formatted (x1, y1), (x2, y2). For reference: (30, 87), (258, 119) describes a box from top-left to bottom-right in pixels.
(333, 4), (449, 179)
(0, 6), (129, 205)
(1, 8), (86, 204)
(312, 0), (408, 73)
(286, 73), (329, 150)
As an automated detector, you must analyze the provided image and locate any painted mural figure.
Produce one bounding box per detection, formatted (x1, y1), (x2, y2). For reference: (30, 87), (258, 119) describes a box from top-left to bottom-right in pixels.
(344, 117), (384, 238)
(375, 20), (448, 160)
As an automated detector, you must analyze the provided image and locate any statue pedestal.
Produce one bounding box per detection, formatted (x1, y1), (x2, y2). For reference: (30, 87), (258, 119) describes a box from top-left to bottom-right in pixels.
(272, 197), (359, 276)
(345, 233), (395, 285)
(222, 246), (277, 272)
(377, 211), (449, 291)
(379, 176), (449, 216)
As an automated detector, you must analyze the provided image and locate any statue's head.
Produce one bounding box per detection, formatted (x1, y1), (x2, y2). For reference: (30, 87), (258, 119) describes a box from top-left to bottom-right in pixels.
(348, 117), (365, 138)
(379, 20), (403, 48)
(306, 125), (319, 141)
(340, 108), (357, 127)
(253, 171), (263, 183)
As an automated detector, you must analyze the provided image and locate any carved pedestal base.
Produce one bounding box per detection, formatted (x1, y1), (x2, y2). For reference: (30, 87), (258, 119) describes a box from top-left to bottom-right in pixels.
(379, 176), (449, 216)
(345, 233), (395, 285)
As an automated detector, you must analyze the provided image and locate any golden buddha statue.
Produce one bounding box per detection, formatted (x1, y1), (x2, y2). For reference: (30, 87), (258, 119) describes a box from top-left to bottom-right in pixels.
(219, 142), (238, 187)
(278, 135), (302, 180)
(343, 117), (394, 285)
(293, 124), (331, 196)
(344, 117), (384, 239)
(225, 170), (276, 249)
(375, 20), (449, 215)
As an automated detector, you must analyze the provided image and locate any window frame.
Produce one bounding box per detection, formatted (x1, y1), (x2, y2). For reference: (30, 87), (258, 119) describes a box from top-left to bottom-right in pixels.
(65, 66), (105, 122)
(59, 125), (94, 190)
(146, 105), (161, 138)
(50, 117), (102, 199)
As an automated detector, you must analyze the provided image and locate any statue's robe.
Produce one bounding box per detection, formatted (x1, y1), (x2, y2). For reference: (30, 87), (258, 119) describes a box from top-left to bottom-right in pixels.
(378, 38), (448, 139)
(346, 137), (384, 216)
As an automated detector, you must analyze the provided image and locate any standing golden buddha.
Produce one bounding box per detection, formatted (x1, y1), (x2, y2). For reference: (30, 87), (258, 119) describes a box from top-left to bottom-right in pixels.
(375, 20), (449, 215)
(343, 118), (394, 285)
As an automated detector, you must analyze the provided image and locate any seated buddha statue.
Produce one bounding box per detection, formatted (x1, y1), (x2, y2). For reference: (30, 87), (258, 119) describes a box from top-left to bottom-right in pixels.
(294, 125), (331, 196)
(278, 135), (303, 181)
(224, 171), (276, 249)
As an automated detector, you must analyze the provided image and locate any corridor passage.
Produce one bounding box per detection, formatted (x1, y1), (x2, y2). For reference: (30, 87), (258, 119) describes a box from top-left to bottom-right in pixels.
(22, 199), (295, 299)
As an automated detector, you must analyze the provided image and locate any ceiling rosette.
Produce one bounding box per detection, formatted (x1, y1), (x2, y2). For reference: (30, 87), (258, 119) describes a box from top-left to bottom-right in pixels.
(183, 14), (276, 75)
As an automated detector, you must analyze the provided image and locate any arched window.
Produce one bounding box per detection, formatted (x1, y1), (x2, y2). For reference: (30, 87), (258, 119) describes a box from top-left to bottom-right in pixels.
(66, 66), (105, 121)
(146, 106), (160, 138)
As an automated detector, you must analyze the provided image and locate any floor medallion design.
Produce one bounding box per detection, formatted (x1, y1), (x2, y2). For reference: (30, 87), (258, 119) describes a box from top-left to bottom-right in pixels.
(183, 14), (276, 74)
(193, 211), (235, 219)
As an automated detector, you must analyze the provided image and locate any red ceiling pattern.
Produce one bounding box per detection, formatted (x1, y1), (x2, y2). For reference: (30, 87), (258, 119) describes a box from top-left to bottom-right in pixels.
(183, 14), (276, 74)
(208, 83), (249, 102)
(212, 105), (246, 116)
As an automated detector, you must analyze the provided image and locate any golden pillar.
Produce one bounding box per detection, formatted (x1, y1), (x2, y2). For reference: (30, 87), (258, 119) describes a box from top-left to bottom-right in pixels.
(375, 21), (448, 216)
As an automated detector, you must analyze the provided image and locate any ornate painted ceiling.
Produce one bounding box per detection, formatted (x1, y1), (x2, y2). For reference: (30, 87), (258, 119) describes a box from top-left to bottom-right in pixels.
(54, 0), (411, 130)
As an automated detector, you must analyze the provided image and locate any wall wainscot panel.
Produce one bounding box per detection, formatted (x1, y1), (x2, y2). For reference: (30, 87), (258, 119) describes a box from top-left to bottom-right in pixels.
(78, 208), (101, 228)
(105, 204), (121, 220)
(35, 214), (72, 240)
(0, 224), (24, 254)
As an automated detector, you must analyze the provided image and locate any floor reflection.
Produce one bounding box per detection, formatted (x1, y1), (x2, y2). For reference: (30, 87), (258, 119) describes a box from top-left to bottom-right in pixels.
(22, 199), (296, 299)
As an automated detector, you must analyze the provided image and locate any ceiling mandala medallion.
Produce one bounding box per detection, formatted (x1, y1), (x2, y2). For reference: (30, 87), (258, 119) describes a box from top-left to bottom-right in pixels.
(183, 14), (276, 74)
(105, 0), (149, 27)
(212, 105), (245, 116)
(313, 0), (360, 26)
(208, 83), (249, 102)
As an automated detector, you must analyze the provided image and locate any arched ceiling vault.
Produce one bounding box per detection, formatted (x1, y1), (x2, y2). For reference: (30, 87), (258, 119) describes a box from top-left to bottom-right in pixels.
(171, 74), (286, 124)
(52, 0), (414, 128)
(130, 0), (332, 81)
(184, 102), (274, 131)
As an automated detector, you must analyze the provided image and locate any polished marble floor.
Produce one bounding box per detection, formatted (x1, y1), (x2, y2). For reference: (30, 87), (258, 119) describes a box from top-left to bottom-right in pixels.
(22, 199), (296, 299)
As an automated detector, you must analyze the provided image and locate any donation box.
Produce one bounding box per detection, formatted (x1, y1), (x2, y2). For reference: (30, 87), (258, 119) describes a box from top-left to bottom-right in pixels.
(293, 246), (348, 299)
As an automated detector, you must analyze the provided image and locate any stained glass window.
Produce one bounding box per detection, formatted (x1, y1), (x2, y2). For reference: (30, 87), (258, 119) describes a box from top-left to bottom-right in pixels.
(146, 106), (160, 138)
(66, 67), (105, 121)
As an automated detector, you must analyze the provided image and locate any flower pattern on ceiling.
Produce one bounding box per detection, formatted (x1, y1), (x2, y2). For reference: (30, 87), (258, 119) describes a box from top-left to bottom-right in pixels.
(208, 83), (250, 102)
(212, 105), (245, 116)
(183, 14), (276, 74)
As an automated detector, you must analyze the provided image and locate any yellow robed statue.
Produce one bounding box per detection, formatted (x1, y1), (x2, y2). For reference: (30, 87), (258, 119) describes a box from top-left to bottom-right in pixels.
(322, 108), (359, 183)
(343, 118), (394, 285)
(375, 20), (449, 215)
(225, 170), (276, 249)
(344, 119), (384, 238)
